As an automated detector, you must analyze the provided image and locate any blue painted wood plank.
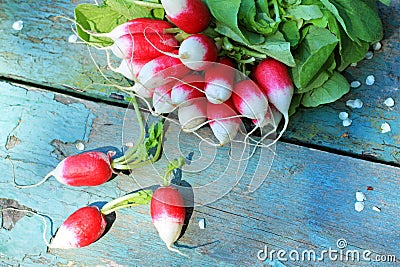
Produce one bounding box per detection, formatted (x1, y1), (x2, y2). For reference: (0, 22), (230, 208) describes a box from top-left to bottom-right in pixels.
(0, 0), (399, 166)
(1, 81), (399, 266)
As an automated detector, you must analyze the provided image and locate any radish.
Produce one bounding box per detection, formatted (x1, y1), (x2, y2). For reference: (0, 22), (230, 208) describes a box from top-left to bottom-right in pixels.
(207, 99), (241, 146)
(160, 0), (211, 34)
(171, 73), (205, 106)
(88, 18), (174, 40)
(150, 158), (187, 256)
(252, 58), (294, 142)
(151, 186), (186, 255)
(49, 206), (106, 249)
(178, 97), (207, 132)
(114, 58), (151, 80)
(133, 53), (191, 98)
(232, 79), (269, 121)
(16, 151), (114, 188)
(153, 82), (176, 114)
(178, 34), (218, 71)
(204, 58), (235, 104)
(109, 33), (178, 60)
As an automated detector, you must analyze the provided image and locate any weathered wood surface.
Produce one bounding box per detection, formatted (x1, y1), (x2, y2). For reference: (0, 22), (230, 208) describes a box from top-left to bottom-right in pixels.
(0, 0), (399, 165)
(1, 81), (399, 266)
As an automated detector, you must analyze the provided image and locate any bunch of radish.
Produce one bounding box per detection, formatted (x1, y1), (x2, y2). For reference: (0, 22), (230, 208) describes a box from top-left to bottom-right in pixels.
(90, 0), (294, 147)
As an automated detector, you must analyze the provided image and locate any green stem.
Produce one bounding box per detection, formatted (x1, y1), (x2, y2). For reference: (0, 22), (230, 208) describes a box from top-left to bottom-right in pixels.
(100, 190), (153, 215)
(161, 157), (186, 187)
(129, 0), (163, 9)
(113, 94), (145, 164)
(111, 121), (164, 170)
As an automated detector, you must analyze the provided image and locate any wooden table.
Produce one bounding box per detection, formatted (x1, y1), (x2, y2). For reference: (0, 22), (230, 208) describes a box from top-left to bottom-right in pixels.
(1, 1), (399, 266)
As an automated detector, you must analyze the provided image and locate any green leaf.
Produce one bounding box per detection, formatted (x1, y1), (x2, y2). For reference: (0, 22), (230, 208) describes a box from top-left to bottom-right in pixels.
(291, 26), (338, 88)
(297, 52), (336, 93)
(204, 0), (248, 42)
(249, 31), (295, 66)
(238, 0), (280, 35)
(301, 71), (350, 107)
(320, 0), (383, 43)
(74, 0), (158, 47)
(286, 5), (324, 20)
(280, 20), (300, 47)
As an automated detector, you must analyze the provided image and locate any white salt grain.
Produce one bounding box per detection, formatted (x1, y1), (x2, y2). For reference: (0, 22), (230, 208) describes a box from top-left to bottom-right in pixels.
(355, 202), (365, 212)
(75, 142), (85, 151)
(342, 118), (352, 127)
(198, 218), (206, 229)
(365, 51), (374, 60)
(366, 75), (375, 85)
(68, 34), (78, 43)
(381, 122), (391, 133)
(12, 20), (24, 31)
(384, 97), (395, 107)
(339, 112), (349, 120)
(346, 99), (363, 109)
(372, 42), (382, 51)
(372, 206), (381, 212)
(125, 142), (134, 148)
(350, 81), (361, 88)
(350, 62), (358, 67)
(356, 191), (366, 202)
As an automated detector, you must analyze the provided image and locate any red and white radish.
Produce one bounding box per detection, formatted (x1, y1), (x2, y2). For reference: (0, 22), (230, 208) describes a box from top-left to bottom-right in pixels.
(153, 82), (176, 114)
(252, 58), (294, 142)
(178, 97), (207, 132)
(114, 58), (151, 81)
(160, 0), (211, 34)
(178, 34), (218, 71)
(109, 33), (178, 60)
(49, 206), (107, 249)
(150, 185), (186, 255)
(204, 58), (235, 104)
(207, 99), (241, 146)
(171, 73), (205, 106)
(44, 151), (113, 187)
(232, 79), (269, 121)
(91, 18), (174, 40)
(133, 53), (191, 98)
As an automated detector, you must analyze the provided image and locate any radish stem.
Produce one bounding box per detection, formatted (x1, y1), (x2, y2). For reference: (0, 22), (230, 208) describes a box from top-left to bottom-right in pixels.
(100, 190), (153, 215)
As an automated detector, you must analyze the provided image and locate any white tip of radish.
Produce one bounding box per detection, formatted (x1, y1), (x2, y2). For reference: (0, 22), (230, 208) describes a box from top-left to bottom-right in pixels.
(178, 98), (207, 132)
(111, 36), (132, 59)
(49, 225), (79, 249)
(205, 79), (233, 104)
(153, 218), (184, 249)
(179, 34), (218, 71)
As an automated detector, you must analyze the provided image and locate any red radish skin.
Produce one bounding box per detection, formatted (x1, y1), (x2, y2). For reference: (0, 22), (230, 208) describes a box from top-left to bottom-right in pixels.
(171, 73), (205, 106)
(101, 18), (174, 40)
(178, 97), (207, 132)
(153, 82), (176, 114)
(133, 53), (191, 98)
(150, 186), (186, 255)
(51, 151), (113, 186)
(232, 79), (269, 120)
(204, 59), (235, 104)
(252, 58), (294, 142)
(49, 206), (107, 249)
(178, 34), (218, 71)
(207, 99), (241, 146)
(160, 0), (210, 34)
(110, 33), (178, 60)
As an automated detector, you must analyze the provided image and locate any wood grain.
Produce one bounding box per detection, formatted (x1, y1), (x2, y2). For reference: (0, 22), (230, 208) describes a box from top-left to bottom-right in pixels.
(1, 81), (398, 266)
(0, 0), (399, 165)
